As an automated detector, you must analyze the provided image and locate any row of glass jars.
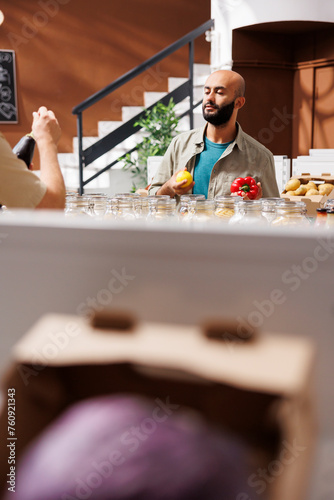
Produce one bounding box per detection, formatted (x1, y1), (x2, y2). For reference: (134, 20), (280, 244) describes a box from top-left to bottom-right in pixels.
(186, 196), (310, 226)
(65, 193), (176, 220)
(65, 191), (334, 227)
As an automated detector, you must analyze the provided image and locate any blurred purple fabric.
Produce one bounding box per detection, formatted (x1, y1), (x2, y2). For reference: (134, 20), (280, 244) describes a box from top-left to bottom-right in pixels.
(5, 394), (254, 500)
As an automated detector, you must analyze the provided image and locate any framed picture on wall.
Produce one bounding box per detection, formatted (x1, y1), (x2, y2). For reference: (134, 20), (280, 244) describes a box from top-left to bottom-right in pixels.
(0, 49), (18, 124)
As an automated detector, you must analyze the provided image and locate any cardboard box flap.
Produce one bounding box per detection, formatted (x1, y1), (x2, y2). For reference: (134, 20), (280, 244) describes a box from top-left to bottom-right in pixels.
(13, 314), (315, 398)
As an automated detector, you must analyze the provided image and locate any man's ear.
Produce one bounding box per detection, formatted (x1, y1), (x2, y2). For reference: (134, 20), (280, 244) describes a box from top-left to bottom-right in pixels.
(235, 97), (246, 110)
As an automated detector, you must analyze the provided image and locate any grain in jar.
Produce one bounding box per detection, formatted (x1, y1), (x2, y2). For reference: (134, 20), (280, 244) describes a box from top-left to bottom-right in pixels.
(271, 201), (310, 226)
(214, 196), (236, 221)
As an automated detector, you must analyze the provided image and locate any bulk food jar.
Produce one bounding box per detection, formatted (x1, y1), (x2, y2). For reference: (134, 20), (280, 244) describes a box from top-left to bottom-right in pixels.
(228, 200), (268, 226)
(65, 196), (91, 217)
(104, 193), (138, 220)
(314, 208), (328, 228)
(114, 195), (136, 220)
(178, 194), (205, 219)
(83, 194), (108, 217)
(188, 199), (215, 221)
(214, 196), (239, 221)
(104, 197), (118, 219)
(139, 195), (170, 219)
(261, 198), (285, 224)
(326, 208), (334, 228)
(147, 197), (177, 220)
(271, 201), (310, 226)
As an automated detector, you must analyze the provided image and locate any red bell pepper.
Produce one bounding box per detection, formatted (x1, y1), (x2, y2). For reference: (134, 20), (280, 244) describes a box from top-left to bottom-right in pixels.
(230, 176), (259, 199)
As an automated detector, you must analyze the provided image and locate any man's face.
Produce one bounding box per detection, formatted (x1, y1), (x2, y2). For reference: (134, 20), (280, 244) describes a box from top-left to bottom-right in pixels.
(202, 73), (238, 126)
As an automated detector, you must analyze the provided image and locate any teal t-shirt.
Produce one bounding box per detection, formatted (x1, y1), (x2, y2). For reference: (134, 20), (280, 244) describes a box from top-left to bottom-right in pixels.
(193, 137), (232, 198)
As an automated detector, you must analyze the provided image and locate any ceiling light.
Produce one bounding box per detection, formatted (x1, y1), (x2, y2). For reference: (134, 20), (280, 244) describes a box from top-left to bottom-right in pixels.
(0, 11), (4, 26)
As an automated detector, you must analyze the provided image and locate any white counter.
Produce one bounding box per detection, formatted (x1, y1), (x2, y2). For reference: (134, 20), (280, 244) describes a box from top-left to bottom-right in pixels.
(0, 211), (333, 499)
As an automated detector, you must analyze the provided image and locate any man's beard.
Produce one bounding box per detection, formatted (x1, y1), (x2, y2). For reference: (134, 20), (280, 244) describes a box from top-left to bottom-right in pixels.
(202, 99), (235, 126)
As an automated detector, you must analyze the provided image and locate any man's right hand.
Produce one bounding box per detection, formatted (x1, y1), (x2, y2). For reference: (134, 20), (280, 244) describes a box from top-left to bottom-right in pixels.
(32, 106), (61, 146)
(157, 169), (195, 197)
(32, 106), (65, 209)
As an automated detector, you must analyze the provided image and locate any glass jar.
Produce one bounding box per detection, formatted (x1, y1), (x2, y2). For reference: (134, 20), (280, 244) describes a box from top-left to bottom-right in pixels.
(314, 208), (328, 227)
(84, 196), (94, 216)
(326, 208), (334, 228)
(85, 194), (108, 217)
(179, 194), (205, 219)
(261, 198), (285, 224)
(147, 197), (176, 220)
(188, 199), (215, 221)
(271, 201), (310, 226)
(65, 196), (92, 217)
(115, 196), (136, 220)
(229, 200), (268, 226)
(65, 192), (79, 211)
(214, 196), (236, 221)
(114, 192), (136, 198)
(227, 197), (244, 225)
(104, 197), (118, 219)
(115, 193), (142, 218)
(138, 195), (170, 219)
(324, 199), (334, 209)
(0, 205), (9, 215)
(66, 189), (78, 198)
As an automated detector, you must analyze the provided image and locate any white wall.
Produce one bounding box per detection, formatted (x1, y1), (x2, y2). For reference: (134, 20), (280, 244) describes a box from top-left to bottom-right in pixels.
(211, 0), (334, 69)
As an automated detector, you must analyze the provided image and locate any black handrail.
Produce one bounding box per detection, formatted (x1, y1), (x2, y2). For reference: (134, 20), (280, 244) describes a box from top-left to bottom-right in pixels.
(72, 19), (214, 194)
(72, 19), (214, 114)
(83, 99), (203, 187)
(84, 80), (191, 166)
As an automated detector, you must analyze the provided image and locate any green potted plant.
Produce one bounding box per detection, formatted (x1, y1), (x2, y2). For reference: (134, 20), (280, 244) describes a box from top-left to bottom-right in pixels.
(122, 98), (179, 191)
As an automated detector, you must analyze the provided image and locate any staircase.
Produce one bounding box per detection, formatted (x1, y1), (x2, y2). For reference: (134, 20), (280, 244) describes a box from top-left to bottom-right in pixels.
(58, 63), (211, 195)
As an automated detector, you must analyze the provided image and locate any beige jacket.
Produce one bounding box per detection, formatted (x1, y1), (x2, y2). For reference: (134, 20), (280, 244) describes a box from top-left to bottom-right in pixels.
(149, 123), (280, 199)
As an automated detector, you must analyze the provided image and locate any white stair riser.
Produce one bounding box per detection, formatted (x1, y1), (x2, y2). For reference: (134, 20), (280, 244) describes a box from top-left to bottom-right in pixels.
(60, 63), (211, 190)
(144, 91), (167, 108)
(61, 166), (134, 194)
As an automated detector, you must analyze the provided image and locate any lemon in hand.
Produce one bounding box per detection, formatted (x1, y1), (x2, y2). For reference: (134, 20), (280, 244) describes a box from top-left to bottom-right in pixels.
(176, 170), (193, 187)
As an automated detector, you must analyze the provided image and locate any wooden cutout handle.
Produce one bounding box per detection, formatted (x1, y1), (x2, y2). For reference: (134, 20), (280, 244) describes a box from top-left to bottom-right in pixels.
(90, 310), (137, 332)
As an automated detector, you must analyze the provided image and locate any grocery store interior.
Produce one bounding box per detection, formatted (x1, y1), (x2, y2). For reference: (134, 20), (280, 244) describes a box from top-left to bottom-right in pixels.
(0, 1), (334, 499)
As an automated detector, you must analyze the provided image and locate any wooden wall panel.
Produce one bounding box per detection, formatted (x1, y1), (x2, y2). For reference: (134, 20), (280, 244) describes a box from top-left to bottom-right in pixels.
(0, 0), (210, 156)
(292, 67), (314, 157)
(233, 22), (334, 159)
(232, 29), (295, 64)
(313, 66), (334, 149)
(232, 27), (295, 158)
(232, 65), (294, 158)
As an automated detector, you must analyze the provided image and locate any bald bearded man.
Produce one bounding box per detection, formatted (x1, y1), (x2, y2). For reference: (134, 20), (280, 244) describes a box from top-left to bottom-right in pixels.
(149, 70), (279, 200)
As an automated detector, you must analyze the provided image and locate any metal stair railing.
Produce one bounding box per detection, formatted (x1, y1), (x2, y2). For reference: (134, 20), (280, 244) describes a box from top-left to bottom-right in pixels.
(72, 19), (214, 194)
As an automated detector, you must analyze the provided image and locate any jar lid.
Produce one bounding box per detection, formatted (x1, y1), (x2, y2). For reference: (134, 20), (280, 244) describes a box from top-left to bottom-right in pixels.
(239, 200), (262, 208)
(214, 195), (233, 201)
(264, 197), (285, 203)
(115, 193), (139, 199)
(180, 194), (205, 200)
(190, 199), (215, 207)
(147, 195), (170, 199)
